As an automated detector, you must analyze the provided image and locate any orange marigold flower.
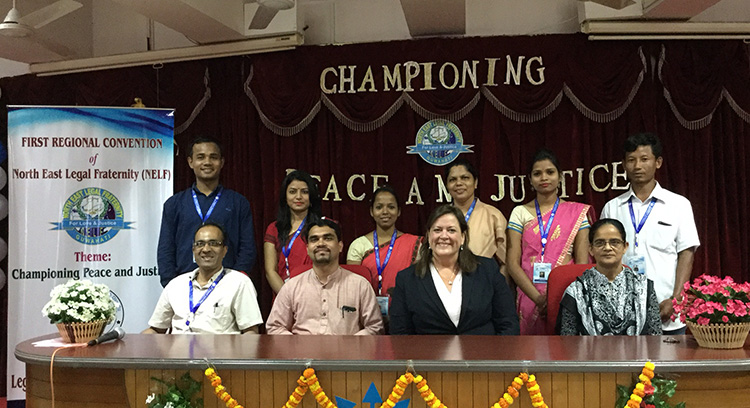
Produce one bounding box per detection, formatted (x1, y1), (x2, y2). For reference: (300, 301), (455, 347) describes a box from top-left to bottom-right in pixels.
(226, 398), (237, 408)
(221, 392), (232, 402)
(388, 394), (399, 403)
(642, 368), (655, 379)
(394, 388), (405, 396)
(212, 378), (222, 387)
(405, 373), (414, 382)
(532, 395), (544, 403)
(315, 392), (327, 403)
(417, 379), (427, 389)
(627, 400), (640, 408)
(512, 379), (523, 390)
(421, 390), (431, 398)
(519, 373), (529, 382)
(303, 368), (315, 378)
(498, 398), (509, 408)
(507, 386), (519, 398)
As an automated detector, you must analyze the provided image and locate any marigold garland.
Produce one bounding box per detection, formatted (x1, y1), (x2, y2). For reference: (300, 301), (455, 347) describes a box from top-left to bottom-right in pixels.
(204, 366), (549, 408)
(623, 362), (656, 408)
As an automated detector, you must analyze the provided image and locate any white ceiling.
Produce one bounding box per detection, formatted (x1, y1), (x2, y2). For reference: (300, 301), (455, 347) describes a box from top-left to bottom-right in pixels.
(0, 0), (747, 78)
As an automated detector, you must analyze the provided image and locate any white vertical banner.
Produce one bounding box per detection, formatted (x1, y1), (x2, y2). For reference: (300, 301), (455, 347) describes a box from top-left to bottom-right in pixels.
(6, 106), (174, 403)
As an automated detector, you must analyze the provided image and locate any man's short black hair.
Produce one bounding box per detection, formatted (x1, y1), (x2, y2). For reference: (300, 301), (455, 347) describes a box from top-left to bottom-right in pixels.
(624, 132), (662, 158)
(304, 217), (342, 242)
(187, 136), (223, 157)
(194, 222), (227, 245)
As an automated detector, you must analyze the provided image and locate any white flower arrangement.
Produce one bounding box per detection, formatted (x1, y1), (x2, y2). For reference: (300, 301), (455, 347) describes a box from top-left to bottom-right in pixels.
(42, 279), (116, 324)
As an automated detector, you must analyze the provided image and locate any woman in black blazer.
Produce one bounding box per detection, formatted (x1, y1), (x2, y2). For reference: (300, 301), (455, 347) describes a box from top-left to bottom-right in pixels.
(389, 205), (519, 335)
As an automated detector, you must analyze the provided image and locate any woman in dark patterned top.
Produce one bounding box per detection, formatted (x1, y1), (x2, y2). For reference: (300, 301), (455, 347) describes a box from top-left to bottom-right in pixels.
(556, 219), (662, 336)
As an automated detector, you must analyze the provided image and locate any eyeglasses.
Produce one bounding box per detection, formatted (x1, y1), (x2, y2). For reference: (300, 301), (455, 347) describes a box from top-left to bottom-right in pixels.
(193, 240), (223, 249)
(592, 239), (625, 249)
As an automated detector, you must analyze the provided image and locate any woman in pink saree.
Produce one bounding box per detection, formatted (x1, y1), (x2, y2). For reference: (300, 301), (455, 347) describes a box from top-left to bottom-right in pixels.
(506, 149), (593, 335)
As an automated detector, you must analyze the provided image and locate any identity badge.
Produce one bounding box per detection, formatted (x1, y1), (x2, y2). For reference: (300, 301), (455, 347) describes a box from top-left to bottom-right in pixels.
(533, 262), (552, 284)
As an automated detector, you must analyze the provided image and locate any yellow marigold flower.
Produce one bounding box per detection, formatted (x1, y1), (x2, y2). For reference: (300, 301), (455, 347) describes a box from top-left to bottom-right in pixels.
(528, 384), (540, 393)
(414, 375), (423, 383)
(430, 398), (442, 408)
(385, 399), (396, 407)
(645, 361), (655, 370)
(503, 393), (513, 404)
(205, 368), (215, 377)
(419, 384), (429, 393)
(221, 392), (232, 403)
(528, 374), (536, 382)
(532, 401), (544, 408)
(631, 395), (642, 403)
(214, 385), (226, 395)
(493, 403), (501, 408)
(226, 398), (237, 408)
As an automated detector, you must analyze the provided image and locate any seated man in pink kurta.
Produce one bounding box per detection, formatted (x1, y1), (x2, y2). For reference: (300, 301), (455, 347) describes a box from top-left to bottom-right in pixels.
(266, 218), (384, 335)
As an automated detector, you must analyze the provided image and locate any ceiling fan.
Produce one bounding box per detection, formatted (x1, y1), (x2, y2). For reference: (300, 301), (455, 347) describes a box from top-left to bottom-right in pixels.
(247, 0), (294, 30)
(0, 0), (82, 63)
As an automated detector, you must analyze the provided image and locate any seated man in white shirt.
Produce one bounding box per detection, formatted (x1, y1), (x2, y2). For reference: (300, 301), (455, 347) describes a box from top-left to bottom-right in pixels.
(144, 222), (263, 334)
(266, 218), (384, 335)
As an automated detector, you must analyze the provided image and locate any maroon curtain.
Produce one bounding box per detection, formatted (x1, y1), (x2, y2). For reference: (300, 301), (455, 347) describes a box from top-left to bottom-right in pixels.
(2, 34), (750, 324)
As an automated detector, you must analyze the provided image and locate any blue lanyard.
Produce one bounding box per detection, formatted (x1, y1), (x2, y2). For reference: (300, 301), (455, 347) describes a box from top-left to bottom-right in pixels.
(373, 229), (397, 294)
(464, 198), (477, 222)
(281, 219), (306, 279)
(186, 270), (225, 327)
(535, 197), (560, 262)
(191, 187), (223, 222)
(628, 197), (657, 248)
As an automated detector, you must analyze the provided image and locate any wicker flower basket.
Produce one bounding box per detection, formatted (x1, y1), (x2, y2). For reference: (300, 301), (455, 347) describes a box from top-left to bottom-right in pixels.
(56, 320), (106, 344)
(687, 321), (750, 349)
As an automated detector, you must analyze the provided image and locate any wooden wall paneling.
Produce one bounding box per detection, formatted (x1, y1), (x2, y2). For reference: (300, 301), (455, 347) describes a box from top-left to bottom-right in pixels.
(472, 372), (488, 408)
(551, 372), (568, 408)
(486, 372), (505, 407)
(274, 370), (290, 407)
(599, 372), (617, 408)
(535, 372), (553, 408)
(244, 369), (260, 408)
(567, 373), (584, 408)
(330, 371), (347, 405)
(135, 369), (151, 408)
(583, 373), (600, 408)
(258, 367), (274, 408)
(457, 372), (473, 408)
(440, 371), (458, 408)
(124, 369), (136, 407)
(360, 371), (383, 407)
(228, 370), (246, 406)
(344, 370), (362, 408)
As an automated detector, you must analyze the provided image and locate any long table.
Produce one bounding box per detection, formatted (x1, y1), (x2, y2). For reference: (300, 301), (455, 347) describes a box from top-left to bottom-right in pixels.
(15, 334), (750, 408)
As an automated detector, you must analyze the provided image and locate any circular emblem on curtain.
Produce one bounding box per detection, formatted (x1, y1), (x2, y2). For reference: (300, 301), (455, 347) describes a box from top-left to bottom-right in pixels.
(407, 119), (473, 166)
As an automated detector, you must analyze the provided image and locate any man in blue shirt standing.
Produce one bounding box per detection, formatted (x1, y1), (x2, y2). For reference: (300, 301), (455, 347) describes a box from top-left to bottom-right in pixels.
(157, 137), (257, 287)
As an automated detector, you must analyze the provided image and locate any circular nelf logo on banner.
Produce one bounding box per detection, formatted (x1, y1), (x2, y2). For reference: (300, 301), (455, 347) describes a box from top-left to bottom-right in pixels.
(51, 187), (133, 245)
(407, 119), (473, 166)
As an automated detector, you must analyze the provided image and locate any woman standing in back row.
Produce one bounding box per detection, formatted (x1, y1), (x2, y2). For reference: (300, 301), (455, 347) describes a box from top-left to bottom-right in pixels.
(264, 170), (322, 294)
(506, 149), (593, 335)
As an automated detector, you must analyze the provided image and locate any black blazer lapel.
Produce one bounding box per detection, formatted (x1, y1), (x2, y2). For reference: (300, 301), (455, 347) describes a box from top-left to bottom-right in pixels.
(457, 269), (476, 332)
(417, 273), (452, 326)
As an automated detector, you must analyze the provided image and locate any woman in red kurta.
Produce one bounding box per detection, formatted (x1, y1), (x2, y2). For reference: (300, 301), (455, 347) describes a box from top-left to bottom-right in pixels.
(264, 170), (322, 294)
